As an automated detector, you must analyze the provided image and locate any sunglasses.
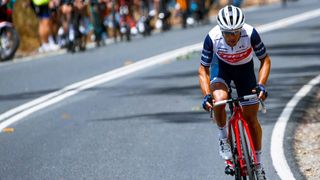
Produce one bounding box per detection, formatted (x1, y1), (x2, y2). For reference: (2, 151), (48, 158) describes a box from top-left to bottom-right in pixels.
(222, 29), (241, 35)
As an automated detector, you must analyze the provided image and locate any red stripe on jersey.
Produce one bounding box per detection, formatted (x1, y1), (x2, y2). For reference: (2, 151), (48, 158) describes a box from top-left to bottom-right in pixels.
(217, 48), (253, 63)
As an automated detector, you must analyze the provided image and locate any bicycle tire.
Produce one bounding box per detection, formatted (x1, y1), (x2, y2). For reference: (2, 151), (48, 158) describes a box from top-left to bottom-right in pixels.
(229, 125), (242, 180)
(0, 26), (19, 61)
(239, 121), (255, 180)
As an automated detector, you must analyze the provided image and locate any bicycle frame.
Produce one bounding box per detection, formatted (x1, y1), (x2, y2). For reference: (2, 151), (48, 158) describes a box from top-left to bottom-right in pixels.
(211, 93), (265, 179)
(228, 101), (257, 176)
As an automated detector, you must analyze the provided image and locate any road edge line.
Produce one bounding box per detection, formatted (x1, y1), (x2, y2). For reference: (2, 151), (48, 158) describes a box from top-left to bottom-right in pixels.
(271, 75), (320, 179)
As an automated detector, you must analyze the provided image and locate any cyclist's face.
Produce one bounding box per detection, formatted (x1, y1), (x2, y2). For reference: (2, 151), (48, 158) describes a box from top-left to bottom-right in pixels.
(222, 30), (241, 47)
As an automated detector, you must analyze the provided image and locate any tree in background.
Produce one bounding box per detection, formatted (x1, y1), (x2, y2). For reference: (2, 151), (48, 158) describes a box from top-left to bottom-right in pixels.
(13, 0), (40, 54)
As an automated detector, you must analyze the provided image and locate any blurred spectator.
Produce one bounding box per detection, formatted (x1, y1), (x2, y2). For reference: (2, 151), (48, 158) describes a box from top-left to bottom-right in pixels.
(89, 0), (107, 45)
(59, 0), (73, 47)
(72, 0), (90, 50)
(176, 0), (188, 28)
(30, 0), (59, 52)
(118, 0), (137, 35)
(230, 0), (243, 7)
(103, 0), (121, 41)
(49, 0), (60, 44)
(0, 0), (12, 22)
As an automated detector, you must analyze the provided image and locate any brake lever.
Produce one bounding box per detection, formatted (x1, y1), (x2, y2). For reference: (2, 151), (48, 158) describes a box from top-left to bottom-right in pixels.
(259, 99), (267, 114)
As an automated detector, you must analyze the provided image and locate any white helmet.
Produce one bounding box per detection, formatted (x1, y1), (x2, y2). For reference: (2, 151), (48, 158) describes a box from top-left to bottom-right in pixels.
(217, 5), (245, 31)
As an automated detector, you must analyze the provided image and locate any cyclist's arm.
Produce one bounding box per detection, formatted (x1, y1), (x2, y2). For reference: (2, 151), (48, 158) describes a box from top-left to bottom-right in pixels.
(199, 34), (214, 96)
(250, 27), (271, 99)
(250, 28), (271, 86)
(198, 65), (211, 96)
(257, 54), (271, 86)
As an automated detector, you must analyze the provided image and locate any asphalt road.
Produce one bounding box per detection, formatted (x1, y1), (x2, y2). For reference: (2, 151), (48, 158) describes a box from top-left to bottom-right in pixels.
(0, 0), (319, 179)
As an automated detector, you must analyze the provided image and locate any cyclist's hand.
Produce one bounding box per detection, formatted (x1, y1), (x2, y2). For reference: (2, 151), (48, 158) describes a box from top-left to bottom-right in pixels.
(252, 84), (268, 101)
(202, 94), (213, 111)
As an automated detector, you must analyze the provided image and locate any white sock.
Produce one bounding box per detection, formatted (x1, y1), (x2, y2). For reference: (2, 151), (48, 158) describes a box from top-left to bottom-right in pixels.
(255, 150), (262, 164)
(218, 125), (228, 139)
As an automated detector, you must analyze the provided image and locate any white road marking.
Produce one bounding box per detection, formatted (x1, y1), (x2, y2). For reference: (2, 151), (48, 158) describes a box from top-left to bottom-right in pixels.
(257, 8), (320, 33)
(0, 43), (201, 129)
(271, 74), (320, 180)
(265, 8), (320, 180)
(1, 8), (320, 180)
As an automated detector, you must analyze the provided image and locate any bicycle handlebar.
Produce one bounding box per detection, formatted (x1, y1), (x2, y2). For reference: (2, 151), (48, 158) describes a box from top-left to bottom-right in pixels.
(210, 94), (267, 115)
(212, 94), (258, 107)
(259, 99), (267, 114)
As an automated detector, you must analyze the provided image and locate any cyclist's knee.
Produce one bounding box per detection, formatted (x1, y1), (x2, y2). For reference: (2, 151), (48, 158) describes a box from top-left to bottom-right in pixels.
(212, 83), (228, 101)
(243, 104), (259, 122)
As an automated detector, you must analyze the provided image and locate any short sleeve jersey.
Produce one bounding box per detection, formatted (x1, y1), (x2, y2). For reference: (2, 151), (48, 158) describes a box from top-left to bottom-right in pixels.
(200, 24), (267, 67)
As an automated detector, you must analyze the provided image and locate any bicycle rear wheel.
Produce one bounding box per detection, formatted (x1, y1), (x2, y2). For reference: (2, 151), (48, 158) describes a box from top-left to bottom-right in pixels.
(238, 121), (256, 180)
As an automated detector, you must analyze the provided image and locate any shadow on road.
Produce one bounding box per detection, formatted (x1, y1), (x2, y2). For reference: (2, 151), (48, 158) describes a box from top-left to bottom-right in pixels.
(267, 42), (320, 56)
(0, 89), (59, 101)
(91, 111), (210, 124)
(142, 70), (197, 80)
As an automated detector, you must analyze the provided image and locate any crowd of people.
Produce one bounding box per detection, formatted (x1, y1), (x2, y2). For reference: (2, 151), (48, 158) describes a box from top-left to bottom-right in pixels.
(0, 0), (246, 54)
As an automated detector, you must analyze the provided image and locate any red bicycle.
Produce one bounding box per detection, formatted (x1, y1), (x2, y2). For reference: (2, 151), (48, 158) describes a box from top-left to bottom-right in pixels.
(211, 94), (266, 180)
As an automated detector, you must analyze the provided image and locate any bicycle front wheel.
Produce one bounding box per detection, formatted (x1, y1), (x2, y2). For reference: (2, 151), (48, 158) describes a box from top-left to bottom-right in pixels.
(229, 125), (241, 179)
(238, 121), (256, 180)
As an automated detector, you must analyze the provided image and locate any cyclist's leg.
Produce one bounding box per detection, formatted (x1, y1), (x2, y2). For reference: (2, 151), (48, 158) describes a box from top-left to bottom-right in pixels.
(242, 104), (262, 151)
(242, 106), (266, 179)
(210, 58), (232, 160)
(212, 83), (233, 161)
(34, 4), (57, 51)
(210, 56), (230, 129)
(37, 6), (52, 45)
(233, 61), (267, 178)
(232, 60), (263, 161)
(211, 82), (228, 127)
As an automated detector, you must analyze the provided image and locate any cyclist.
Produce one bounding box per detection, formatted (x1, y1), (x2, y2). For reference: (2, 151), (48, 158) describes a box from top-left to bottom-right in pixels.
(198, 5), (270, 179)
